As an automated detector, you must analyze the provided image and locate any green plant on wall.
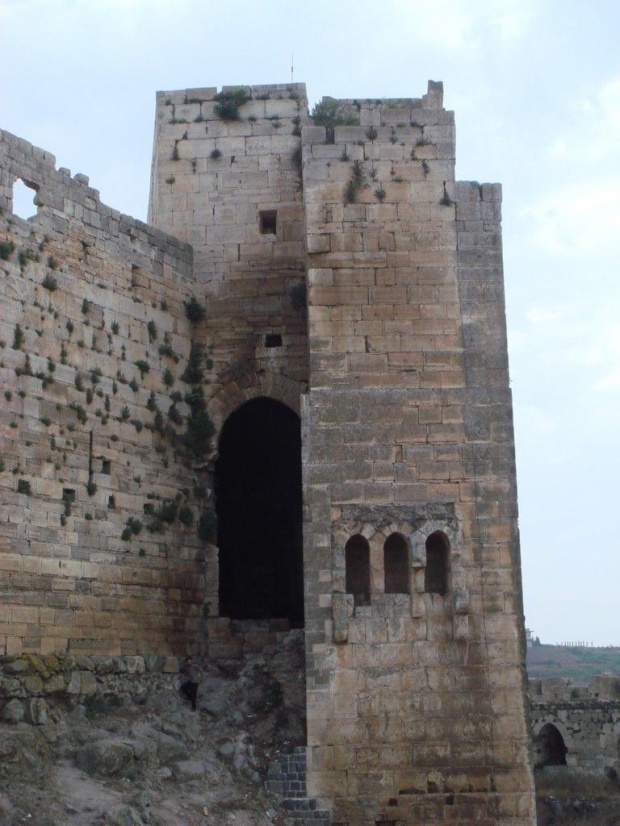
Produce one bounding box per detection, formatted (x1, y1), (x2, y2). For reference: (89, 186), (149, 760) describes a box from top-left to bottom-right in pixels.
(13, 324), (24, 350)
(135, 359), (149, 377)
(17, 479), (31, 495)
(184, 295), (205, 322)
(344, 160), (367, 205)
(183, 386), (214, 457)
(181, 342), (205, 384)
(311, 98), (359, 131)
(0, 241), (15, 260)
(213, 88), (250, 121)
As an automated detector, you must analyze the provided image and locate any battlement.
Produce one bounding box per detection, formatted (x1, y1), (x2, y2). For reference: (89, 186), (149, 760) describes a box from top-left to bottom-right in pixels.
(530, 674), (620, 704)
(0, 129), (191, 270)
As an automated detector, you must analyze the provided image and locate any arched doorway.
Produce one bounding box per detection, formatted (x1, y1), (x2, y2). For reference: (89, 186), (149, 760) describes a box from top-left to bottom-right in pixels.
(215, 397), (304, 625)
(534, 723), (568, 767)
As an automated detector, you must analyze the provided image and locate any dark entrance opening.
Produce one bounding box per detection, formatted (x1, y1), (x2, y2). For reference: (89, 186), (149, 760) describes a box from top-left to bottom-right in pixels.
(534, 723), (568, 767)
(215, 397), (304, 625)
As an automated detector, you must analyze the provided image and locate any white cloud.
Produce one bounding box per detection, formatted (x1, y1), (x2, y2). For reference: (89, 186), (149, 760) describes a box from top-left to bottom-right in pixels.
(548, 77), (620, 165)
(526, 304), (570, 324)
(392, 0), (535, 53)
(592, 369), (620, 393)
(515, 404), (556, 433)
(520, 180), (620, 256)
(513, 299), (620, 401)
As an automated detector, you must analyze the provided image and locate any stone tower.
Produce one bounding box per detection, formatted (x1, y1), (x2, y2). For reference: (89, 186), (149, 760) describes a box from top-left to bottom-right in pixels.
(0, 78), (535, 824)
(148, 81), (536, 825)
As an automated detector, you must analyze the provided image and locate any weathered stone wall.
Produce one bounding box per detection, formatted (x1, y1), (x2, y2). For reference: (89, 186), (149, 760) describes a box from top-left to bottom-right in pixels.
(148, 84), (309, 437)
(300, 83), (535, 824)
(530, 676), (620, 771)
(0, 652), (179, 725)
(0, 129), (212, 658)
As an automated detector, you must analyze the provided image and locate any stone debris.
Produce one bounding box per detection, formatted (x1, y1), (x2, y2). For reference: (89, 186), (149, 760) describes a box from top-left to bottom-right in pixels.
(0, 632), (306, 825)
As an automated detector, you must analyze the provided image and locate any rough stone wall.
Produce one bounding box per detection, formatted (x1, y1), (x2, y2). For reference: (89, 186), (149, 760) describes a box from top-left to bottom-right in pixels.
(0, 129), (210, 658)
(148, 84), (309, 439)
(530, 676), (620, 771)
(0, 652), (180, 725)
(300, 84), (535, 824)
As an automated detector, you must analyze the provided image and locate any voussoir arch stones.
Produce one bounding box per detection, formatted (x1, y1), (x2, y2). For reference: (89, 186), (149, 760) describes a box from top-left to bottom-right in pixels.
(207, 371), (305, 445)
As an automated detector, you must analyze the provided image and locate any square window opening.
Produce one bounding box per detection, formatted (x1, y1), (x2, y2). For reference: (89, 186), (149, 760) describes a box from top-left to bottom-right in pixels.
(265, 333), (282, 348)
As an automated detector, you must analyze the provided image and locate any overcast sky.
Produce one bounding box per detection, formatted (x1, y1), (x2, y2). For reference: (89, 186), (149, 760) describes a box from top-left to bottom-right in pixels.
(3, 0), (619, 645)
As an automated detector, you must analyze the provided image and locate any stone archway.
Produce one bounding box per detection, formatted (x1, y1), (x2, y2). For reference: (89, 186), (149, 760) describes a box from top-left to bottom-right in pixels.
(214, 396), (304, 625)
(207, 371), (304, 441)
(534, 723), (568, 767)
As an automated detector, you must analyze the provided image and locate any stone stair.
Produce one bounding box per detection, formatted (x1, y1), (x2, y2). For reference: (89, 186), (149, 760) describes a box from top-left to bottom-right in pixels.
(267, 746), (331, 824)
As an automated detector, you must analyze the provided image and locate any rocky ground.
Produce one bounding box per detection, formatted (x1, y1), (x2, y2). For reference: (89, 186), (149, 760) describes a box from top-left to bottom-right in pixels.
(0, 631), (306, 826)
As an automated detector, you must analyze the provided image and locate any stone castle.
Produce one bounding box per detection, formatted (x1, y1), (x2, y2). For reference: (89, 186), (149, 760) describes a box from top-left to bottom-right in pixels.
(0, 81), (536, 824)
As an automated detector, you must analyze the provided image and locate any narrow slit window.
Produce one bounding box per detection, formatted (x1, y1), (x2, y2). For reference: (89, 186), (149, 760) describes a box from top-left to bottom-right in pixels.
(345, 534), (370, 607)
(259, 210), (277, 235)
(384, 533), (409, 594)
(102, 459), (111, 474)
(424, 531), (449, 595)
(108, 495), (116, 509)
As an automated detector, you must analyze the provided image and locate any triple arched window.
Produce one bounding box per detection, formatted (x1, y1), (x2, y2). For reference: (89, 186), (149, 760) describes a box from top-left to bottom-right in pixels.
(344, 529), (450, 603)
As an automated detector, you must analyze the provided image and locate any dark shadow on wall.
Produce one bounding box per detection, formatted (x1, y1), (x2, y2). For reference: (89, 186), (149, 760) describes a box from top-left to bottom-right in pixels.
(215, 397), (304, 625)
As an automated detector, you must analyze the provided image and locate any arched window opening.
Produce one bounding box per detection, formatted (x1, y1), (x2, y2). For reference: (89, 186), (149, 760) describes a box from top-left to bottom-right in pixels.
(384, 533), (409, 594)
(534, 723), (568, 768)
(345, 534), (370, 607)
(424, 531), (449, 596)
(215, 397), (304, 625)
(12, 179), (39, 220)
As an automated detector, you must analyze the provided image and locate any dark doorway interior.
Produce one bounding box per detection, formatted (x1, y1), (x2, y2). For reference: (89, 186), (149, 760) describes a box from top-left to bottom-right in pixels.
(345, 534), (371, 607)
(215, 397), (304, 625)
(534, 723), (568, 767)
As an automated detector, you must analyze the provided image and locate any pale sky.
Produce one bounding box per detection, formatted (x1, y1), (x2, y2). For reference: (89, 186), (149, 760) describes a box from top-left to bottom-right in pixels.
(2, 0), (619, 645)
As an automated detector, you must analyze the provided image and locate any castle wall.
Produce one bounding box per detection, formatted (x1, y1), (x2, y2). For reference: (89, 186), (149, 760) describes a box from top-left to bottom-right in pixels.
(300, 85), (535, 824)
(0, 130), (210, 657)
(530, 676), (620, 771)
(147, 84), (309, 431)
(1, 78), (536, 826)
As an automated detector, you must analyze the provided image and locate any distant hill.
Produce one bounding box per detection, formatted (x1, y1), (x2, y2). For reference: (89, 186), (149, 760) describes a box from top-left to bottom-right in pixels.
(527, 644), (620, 684)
